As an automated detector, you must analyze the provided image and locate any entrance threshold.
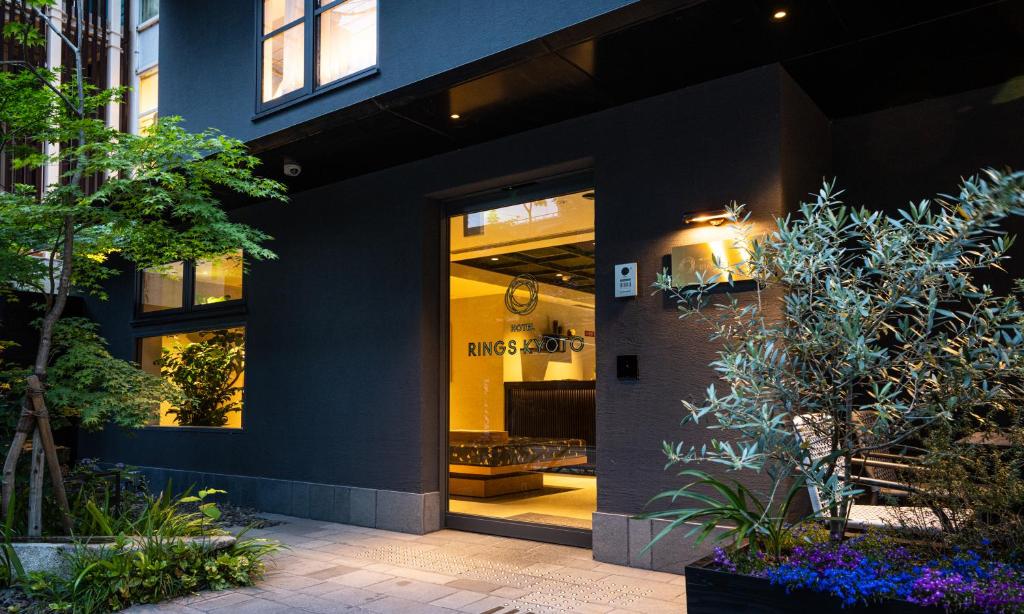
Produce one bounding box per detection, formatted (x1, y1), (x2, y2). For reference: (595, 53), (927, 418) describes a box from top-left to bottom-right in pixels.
(445, 513), (592, 549)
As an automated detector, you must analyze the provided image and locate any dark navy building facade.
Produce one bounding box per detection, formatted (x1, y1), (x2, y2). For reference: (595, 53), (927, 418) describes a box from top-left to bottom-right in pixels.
(80, 0), (1024, 571)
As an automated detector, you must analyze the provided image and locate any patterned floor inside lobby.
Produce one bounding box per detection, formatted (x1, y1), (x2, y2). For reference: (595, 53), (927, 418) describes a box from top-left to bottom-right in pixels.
(126, 513), (686, 613)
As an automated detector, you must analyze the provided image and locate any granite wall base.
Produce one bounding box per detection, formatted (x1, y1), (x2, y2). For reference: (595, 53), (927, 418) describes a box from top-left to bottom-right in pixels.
(136, 466), (442, 535)
(592, 512), (718, 574)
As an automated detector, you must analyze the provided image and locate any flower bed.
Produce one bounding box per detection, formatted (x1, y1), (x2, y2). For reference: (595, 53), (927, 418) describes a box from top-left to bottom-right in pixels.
(700, 534), (1024, 613)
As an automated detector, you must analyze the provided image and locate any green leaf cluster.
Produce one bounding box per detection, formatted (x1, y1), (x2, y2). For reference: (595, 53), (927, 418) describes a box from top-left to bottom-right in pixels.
(0, 27), (285, 432)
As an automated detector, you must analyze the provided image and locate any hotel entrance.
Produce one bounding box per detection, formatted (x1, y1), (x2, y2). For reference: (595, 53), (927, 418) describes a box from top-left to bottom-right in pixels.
(444, 182), (596, 546)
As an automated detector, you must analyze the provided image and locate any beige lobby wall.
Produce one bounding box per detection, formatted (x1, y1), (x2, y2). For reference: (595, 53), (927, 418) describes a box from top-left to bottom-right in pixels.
(449, 293), (595, 432)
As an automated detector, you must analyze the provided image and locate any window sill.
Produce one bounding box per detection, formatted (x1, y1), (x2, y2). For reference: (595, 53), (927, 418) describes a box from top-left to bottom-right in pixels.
(132, 303), (247, 328)
(253, 66), (379, 121)
(141, 425), (244, 433)
(137, 16), (159, 32)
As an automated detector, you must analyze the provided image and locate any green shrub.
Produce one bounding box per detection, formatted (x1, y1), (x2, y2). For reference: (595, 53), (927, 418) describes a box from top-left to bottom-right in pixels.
(24, 487), (279, 612)
(26, 534), (277, 613)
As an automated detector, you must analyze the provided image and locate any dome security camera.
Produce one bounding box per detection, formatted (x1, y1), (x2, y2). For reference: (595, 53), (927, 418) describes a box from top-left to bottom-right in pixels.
(283, 159), (302, 177)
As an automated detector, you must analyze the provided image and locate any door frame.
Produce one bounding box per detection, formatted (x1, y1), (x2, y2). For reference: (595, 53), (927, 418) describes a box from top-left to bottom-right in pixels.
(438, 171), (595, 548)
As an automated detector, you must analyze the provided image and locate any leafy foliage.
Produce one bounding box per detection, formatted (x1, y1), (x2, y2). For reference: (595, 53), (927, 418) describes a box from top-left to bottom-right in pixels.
(0, 3), (285, 438)
(0, 318), (176, 433)
(650, 170), (1024, 544)
(155, 330), (244, 427)
(24, 488), (278, 612)
(25, 535), (276, 613)
(641, 469), (808, 558)
(908, 420), (1024, 558)
(44, 319), (178, 430)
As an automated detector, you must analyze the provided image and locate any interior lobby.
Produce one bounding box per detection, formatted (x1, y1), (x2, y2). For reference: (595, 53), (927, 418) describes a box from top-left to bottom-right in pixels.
(447, 190), (597, 531)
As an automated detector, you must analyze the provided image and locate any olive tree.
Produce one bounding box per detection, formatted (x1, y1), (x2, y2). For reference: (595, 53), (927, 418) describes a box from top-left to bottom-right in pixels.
(652, 170), (1024, 543)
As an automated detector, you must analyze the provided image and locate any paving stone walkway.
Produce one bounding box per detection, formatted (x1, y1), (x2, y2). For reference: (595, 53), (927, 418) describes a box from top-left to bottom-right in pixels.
(127, 513), (686, 613)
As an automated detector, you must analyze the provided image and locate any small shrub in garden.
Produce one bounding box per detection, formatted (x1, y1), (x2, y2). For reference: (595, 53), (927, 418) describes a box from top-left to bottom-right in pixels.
(11, 487), (279, 612)
(25, 533), (277, 613)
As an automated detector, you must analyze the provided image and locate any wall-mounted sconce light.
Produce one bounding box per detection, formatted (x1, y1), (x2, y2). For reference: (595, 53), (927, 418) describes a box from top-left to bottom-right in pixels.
(683, 210), (730, 226)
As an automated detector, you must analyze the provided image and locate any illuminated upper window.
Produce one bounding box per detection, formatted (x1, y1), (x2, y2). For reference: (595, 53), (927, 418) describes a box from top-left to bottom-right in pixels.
(138, 69), (158, 132)
(260, 0), (378, 106)
(138, 251), (244, 315)
(194, 251), (244, 306)
(140, 261), (183, 313)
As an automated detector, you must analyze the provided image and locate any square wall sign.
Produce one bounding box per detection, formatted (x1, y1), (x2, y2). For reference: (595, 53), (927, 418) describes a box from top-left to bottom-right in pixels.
(670, 241), (751, 288)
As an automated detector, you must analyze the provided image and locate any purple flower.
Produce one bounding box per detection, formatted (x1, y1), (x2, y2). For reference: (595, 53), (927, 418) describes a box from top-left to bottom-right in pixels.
(712, 546), (737, 573)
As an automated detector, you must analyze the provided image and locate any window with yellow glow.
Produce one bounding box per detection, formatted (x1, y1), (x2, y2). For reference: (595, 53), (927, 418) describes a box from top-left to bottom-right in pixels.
(140, 261), (183, 312)
(262, 21), (305, 102)
(260, 0), (378, 106)
(137, 252), (244, 315)
(140, 327), (245, 428)
(318, 0), (377, 86)
(195, 251), (244, 306)
(138, 69), (158, 131)
(264, 0), (304, 33)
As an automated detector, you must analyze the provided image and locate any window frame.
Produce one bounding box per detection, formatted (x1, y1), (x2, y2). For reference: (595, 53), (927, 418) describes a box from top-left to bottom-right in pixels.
(255, 0), (380, 117)
(134, 321), (249, 431)
(133, 256), (247, 323)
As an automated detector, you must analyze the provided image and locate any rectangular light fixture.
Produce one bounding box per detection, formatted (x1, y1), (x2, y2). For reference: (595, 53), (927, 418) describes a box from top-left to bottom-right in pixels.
(683, 209), (730, 226)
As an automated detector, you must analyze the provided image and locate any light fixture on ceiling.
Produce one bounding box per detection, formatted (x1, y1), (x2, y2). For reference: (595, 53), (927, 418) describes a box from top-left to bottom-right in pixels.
(490, 257), (499, 261)
(450, 113), (461, 119)
(684, 210), (731, 226)
(772, 9), (788, 20)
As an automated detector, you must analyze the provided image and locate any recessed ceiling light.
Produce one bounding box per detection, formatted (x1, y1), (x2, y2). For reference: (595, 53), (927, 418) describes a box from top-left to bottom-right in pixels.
(555, 273), (563, 277)
(490, 257), (499, 261)
(772, 9), (787, 20)
(450, 113), (461, 119)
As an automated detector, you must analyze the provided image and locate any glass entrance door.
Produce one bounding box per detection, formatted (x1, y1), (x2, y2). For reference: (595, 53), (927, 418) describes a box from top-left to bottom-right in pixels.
(446, 188), (596, 545)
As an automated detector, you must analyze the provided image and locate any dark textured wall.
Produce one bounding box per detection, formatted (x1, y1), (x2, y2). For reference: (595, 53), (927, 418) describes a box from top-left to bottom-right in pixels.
(833, 82), (1024, 295)
(81, 65), (810, 512)
(161, 0), (638, 143)
(833, 82), (1024, 206)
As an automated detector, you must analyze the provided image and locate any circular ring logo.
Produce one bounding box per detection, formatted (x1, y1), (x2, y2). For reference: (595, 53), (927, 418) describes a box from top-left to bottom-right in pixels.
(505, 274), (539, 315)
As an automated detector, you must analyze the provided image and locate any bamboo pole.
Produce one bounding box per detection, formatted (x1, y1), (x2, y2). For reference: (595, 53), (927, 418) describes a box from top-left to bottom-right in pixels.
(27, 429), (44, 537)
(1, 401), (34, 518)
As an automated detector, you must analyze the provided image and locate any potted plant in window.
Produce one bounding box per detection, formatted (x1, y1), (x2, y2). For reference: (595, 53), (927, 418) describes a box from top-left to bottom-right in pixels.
(156, 330), (245, 427)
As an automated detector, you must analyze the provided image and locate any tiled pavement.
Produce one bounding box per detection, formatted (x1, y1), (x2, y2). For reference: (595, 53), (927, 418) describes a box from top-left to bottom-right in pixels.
(127, 514), (686, 613)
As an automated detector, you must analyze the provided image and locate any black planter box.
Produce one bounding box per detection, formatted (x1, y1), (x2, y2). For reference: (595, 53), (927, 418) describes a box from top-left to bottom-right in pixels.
(685, 558), (946, 614)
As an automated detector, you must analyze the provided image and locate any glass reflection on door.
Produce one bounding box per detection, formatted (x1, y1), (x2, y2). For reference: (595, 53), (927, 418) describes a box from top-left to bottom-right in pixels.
(448, 190), (596, 530)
